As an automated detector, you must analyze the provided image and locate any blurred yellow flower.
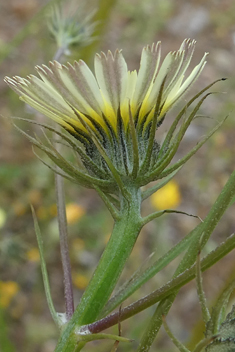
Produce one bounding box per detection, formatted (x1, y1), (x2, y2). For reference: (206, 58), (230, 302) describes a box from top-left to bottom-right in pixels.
(72, 238), (85, 251)
(0, 281), (19, 308)
(0, 208), (6, 228)
(66, 203), (85, 224)
(36, 204), (57, 220)
(73, 273), (89, 290)
(49, 203), (58, 217)
(150, 180), (181, 210)
(26, 248), (40, 262)
(28, 190), (41, 205)
(13, 202), (26, 216)
(213, 131), (226, 147)
(36, 206), (48, 220)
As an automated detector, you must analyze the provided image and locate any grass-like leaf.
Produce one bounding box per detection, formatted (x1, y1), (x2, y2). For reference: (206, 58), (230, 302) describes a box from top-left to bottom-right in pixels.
(31, 206), (60, 327)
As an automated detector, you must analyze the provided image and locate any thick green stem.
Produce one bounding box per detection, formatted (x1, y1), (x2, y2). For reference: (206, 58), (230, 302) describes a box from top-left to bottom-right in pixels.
(55, 186), (142, 352)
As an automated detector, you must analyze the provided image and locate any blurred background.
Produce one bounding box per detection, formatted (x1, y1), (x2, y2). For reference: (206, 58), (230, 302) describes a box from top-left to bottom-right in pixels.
(0, 0), (235, 351)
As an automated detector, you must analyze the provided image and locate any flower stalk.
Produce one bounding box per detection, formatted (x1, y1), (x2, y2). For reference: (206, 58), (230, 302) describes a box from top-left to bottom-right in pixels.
(55, 185), (143, 351)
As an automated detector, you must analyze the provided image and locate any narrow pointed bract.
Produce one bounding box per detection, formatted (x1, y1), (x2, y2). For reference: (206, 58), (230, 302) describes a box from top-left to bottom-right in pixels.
(5, 39), (212, 195)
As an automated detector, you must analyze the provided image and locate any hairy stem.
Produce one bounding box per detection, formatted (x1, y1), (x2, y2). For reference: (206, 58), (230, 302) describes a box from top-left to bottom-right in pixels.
(55, 186), (143, 352)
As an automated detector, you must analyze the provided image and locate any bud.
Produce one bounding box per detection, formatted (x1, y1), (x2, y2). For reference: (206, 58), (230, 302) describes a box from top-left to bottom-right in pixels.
(47, 0), (96, 54)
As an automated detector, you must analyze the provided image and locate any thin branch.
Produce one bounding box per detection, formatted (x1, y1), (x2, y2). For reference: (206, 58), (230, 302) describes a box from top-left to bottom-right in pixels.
(54, 128), (74, 320)
(51, 43), (75, 318)
(82, 233), (235, 334)
(53, 45), (68, 61)
(141, 209), (200, 227)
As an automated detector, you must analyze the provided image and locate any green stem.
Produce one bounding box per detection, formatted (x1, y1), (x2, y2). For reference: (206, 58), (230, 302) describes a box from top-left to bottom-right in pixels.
(55, 186), (142, 352)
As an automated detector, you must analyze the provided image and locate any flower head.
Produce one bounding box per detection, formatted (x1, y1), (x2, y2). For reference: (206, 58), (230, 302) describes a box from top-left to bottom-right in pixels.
(0, 281), (19, 308)
(5, 39), (206, 133)
(150, 180), (181, 210)
(5, 39), (212, 196)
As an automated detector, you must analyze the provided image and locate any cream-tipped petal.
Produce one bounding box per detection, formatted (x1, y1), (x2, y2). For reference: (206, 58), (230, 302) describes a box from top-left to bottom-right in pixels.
(125, 70), (138, 102)
(37, 61), (108, 133)
(71, 60), (104, 112)
(43, 61), (95, 114)
(20, 93), (82, 131)
(120, 70), (138, 127)
(139, 52), (174, 117)
(5, 77), (27, 96)
(178, 39), (196, 75)
(132, 42), (161, 109)
(163, 53), (208, 113)
(94, 50), (128, 113)
(9, 75), (73, 118)
(163, 39), (196, 100)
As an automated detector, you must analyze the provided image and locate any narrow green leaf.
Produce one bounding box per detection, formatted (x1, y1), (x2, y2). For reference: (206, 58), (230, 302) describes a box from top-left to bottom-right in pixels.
(14, 123), (114, 190)
(157, 79), (225, 161)
(31, 206), (60, 327)
(159, 115), (227, 179)
(0, 309), (15, 352)
(207, 275), (235, 336)
(162, 315), (190, 352)
(128, 103), (139, 178)
(143, 93), (211, 184)
(196, 250), (211, 323)
(11, 117), (107, 179)
(77, 332), (132, 343)
(32, 148), (81, 185)
(141, 166), (182, 201)
(139, 77), (166, 174)
(93, 185), (120, 220)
